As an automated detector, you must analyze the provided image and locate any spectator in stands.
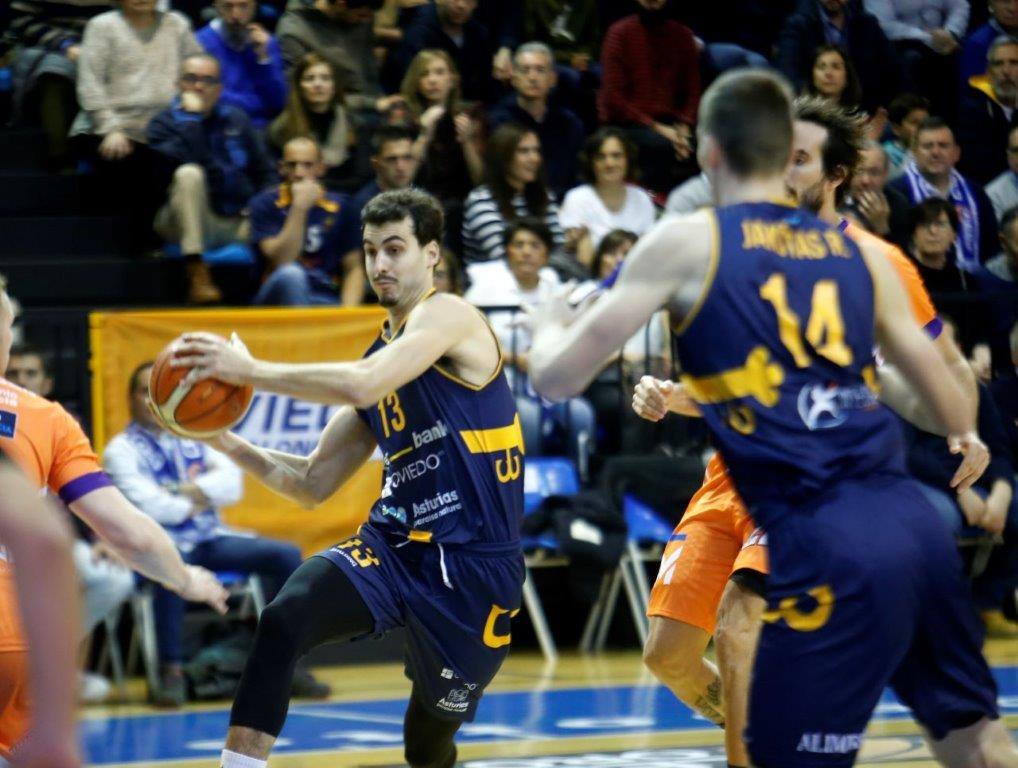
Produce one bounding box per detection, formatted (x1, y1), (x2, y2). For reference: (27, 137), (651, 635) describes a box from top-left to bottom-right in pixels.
(250, 137), (363, 306)
(434, 248), (465, 295)
(990, 322), (1018, 454)
(8, 0), (110, 169)
(901, 321), (1018, 626)
(665, 172), (712, 214)
(890, 116), (998, 270)
(882, 92), (929, 177)
(73, 0), (201, 253)
(844, 141), (911, 247)
(988, 206), (1018, 282)
(488, 42), (586, 198)
(6, 342), (135, 704)
(383, 0), (497, 102)
(598, 0), (700, 194)
(961, 0), (1018, 85)
(464, 219), (594, 468)
(777, 0), (901, 113)
(276, 0), (400, 118)
(147, 53), (274, 304)
(559, 128), (657, 270)
(268, 53), (364, 192)
(400, 49), (484, 249)
(803, 44), (864, 108)
(195, 0), (287, 127)
(462, 123), (566, 268)
(958, 36), (1018, 185)
(523, 0), (600, 84)
(863, 0), (968, 117)
(104, 362), (313, 707)
(906, 198), (973, 292)
(349, 126), (417, 219)
(988, 126), (1018, 222)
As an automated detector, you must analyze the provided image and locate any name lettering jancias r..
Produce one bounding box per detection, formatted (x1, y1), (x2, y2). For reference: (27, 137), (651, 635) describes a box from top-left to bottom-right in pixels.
(741, 220), (848, 260)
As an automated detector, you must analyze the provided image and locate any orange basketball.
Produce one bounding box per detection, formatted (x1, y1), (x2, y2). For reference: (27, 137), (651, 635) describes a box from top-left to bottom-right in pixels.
(149, 337), (253, 438)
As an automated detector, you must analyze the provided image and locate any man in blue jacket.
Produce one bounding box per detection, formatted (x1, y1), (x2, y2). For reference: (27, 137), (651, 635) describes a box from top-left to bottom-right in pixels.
(148, 53), (274, 304)
(196, 0), (288, 127)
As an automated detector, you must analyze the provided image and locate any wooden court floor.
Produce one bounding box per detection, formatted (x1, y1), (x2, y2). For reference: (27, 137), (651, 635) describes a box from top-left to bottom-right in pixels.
(80, 638), (1018, 767)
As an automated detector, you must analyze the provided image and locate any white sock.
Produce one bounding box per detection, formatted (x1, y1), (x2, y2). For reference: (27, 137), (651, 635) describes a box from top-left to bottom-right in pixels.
(219, 749), (267, 768)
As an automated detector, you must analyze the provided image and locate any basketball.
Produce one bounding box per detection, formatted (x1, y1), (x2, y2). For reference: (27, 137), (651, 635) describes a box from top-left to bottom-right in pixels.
(149, 336), (253, 438)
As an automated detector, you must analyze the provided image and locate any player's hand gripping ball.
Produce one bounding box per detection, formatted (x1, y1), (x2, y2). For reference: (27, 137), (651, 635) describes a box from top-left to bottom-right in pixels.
(148, 334), (253, 438)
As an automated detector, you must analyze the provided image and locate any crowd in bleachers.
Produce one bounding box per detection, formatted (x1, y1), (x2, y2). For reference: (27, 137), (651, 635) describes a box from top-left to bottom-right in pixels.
(10, 0), (1018, 697)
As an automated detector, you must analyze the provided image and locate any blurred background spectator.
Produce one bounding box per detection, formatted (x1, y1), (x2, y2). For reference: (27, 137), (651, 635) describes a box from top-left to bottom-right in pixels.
(844, 140), (911, 247)
(559, 128), (657, 269)
(988, 206), (1018, 282)
(987, 125), (1018, 221)
(349, 125), (417, 218)
(802, 44), (864, 109)
(195, 0), (287, 128)
(250, 136), (362, 306)
(960, 0), (1018, 85)
(958, 35), (1018, 186)
(882, 92), (930, 177)
(268, 53), (365, 192)
(907, 197), (971, 292)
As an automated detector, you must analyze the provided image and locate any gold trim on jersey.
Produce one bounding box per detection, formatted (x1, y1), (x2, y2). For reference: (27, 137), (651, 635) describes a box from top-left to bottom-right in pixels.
(431, 303), (505, 391)
(459, 414), (526, 483)
(680, 346), (785, 407)
(673, 209), (721, 337)
(379, 288), (438, 343)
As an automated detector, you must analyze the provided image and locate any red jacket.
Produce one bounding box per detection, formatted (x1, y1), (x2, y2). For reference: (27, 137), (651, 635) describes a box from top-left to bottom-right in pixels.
(597, 14), (701, 127)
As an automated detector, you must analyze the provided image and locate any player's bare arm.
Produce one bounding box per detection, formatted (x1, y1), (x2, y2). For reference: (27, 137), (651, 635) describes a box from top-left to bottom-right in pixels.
(860, 239), (989, 490)
(530, 212), (714, 401)
(0, 463), (81, 768)
(211, 406), (377, 508)
(171, 294), (496, 408)
(68, 486), (229, 613)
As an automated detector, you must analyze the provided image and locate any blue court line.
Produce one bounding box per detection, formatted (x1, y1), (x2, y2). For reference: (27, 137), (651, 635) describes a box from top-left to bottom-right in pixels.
(83, 666), (1018, 765)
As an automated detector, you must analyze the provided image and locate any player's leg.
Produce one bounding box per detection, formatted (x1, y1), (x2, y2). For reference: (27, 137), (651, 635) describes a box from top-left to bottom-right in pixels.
(889, 481), (1011, 768)
(644, 517), (741, 727)
(714, 571), (766, 768)
(927, 717), (1018, 767)
(403, 684), (462, 768)
(221, 556), (375, 766)
(0, 650), (31, 758)
(643, 616), (723, 725)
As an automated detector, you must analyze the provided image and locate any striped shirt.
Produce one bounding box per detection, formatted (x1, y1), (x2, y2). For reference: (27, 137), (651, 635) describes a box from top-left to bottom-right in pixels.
(461, 185), (566, 264)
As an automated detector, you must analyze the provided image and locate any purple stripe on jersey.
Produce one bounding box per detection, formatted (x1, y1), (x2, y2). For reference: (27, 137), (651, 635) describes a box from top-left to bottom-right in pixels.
(838, 219), (850, 232)
(924, 317), (944, 341)
(58, 471), (113, 505)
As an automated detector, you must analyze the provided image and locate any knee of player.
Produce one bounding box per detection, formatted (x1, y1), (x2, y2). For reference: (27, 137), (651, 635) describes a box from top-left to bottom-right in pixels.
(642, 632), (700, 683)
(255, 594), (306, 649)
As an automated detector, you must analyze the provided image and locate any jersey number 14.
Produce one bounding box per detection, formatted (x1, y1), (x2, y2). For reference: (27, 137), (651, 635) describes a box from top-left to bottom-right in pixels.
(759, 273), (853, 368)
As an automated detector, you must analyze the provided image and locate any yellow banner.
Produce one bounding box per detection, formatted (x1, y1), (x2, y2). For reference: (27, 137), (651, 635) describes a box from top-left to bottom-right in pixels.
(89, 306), (386, 556)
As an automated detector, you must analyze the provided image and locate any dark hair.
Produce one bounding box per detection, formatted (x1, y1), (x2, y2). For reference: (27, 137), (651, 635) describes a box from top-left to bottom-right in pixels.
(485, 124), (549, 221)
(362, 188), (444, 248)
(504, 217), (554, 253)
(908, 198), (960, 238)
(913, 115), (954, 145)
(581, 128), (639, 183)
(804, 45), (862, 108)
(436, 248), (465, 294)
(9, 342), (53, 377)
(698, 69), (793, 178)
(792, 95), (868, 206)
(1001, 205), (1018, 236)
(270, 53), (345, 148)
(371, 125), (417, 156)
(887, 93), (930, 126)
(128, 360), (155, 401)
(591, 229), (638, 278)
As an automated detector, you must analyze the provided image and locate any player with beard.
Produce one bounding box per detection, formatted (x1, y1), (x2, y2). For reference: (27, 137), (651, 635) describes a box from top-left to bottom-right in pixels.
(635, 94), (978, 768)
(165, 188), (526, 768)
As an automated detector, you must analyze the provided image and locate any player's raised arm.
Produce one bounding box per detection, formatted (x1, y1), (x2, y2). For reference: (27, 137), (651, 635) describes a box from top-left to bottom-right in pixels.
(170, 294), (484, 408)
(529, 212), (714, 401)
(860, 239), (989, 490)
(209, 406), (377, 508)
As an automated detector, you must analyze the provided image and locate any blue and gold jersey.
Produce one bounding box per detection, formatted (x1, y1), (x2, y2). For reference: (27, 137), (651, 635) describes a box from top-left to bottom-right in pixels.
(356, 303), (524, 547)
(674, 202), (906, 523)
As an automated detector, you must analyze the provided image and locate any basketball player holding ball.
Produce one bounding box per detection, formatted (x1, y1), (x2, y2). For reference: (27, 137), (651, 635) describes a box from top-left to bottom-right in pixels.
(156, 189), (525, 768)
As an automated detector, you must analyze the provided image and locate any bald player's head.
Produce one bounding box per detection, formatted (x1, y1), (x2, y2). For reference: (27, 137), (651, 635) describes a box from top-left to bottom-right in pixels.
(697, 69), (794, 181)
(279, 136), (326, 185)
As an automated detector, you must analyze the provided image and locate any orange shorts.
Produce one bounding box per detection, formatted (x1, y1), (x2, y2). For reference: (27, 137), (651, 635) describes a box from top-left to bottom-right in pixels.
(0, 650), (31, 758)
(647, 455), (769, 635)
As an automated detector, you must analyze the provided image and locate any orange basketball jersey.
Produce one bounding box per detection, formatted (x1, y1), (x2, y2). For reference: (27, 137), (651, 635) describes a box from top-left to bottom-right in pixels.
(0, 378), (109, 652)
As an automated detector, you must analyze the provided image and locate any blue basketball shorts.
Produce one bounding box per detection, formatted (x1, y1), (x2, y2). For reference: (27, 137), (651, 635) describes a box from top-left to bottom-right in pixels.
(317, 523), (524, 721)
(746, 475), (998, 768)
